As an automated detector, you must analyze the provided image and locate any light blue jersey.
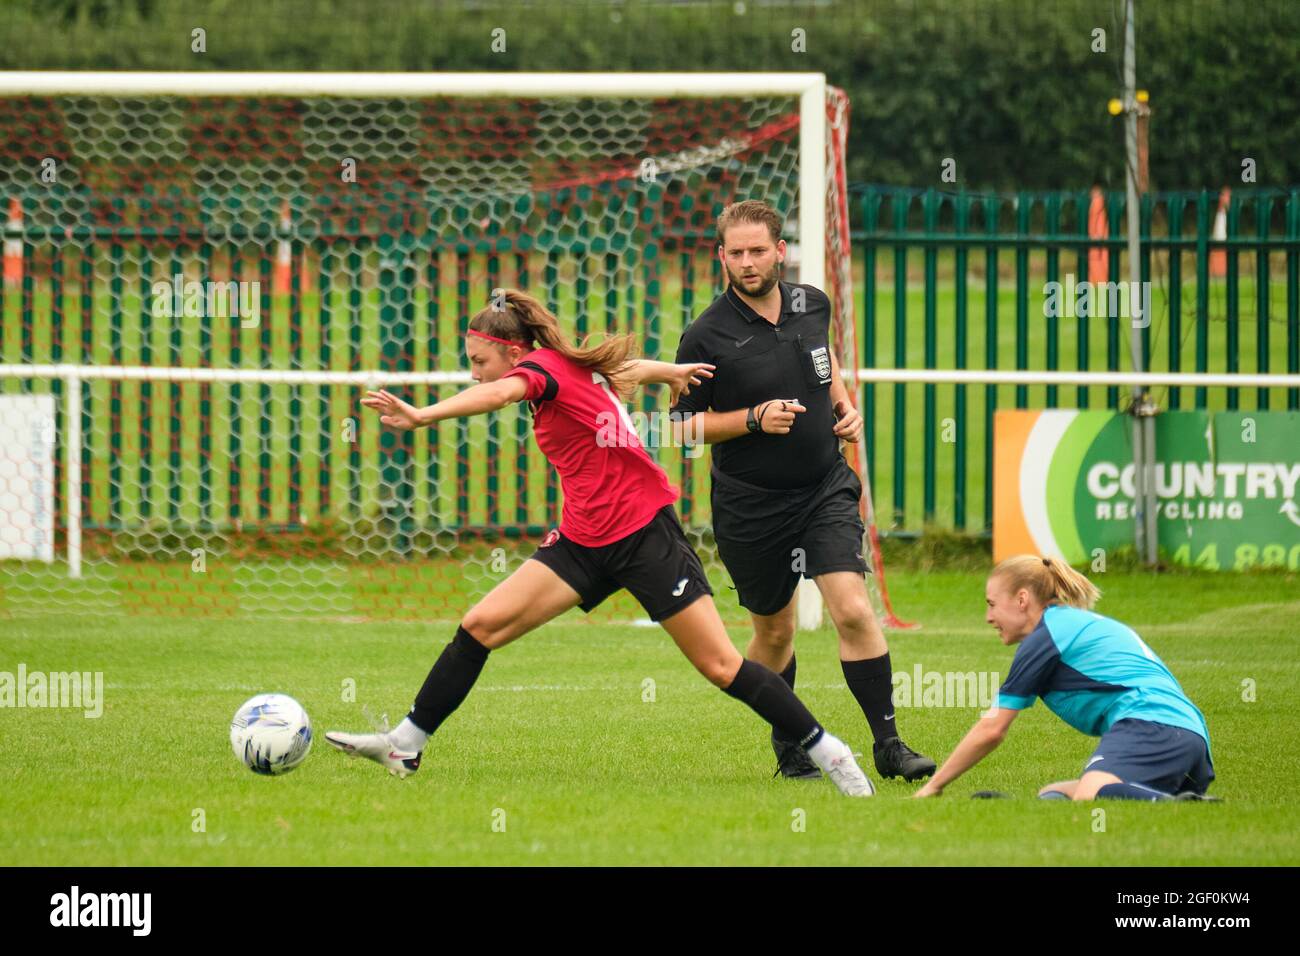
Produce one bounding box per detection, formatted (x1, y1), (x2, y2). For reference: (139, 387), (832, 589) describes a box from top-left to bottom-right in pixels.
(996, 605), (1211, 757)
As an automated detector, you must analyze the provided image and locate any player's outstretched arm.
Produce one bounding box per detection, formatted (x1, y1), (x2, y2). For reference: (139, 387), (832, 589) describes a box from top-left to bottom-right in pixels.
(618, 360), (715, 405)
(362, 378), (528, 430)
(914, 707), (1019, 797)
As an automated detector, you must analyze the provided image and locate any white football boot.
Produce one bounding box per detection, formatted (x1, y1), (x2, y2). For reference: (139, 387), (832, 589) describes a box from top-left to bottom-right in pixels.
(324, 730), (422, 778)
(810, 736), (876, 797)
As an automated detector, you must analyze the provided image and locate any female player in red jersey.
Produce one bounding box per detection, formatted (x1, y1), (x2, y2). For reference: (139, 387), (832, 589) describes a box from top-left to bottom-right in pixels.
(326, 288), (876, 795)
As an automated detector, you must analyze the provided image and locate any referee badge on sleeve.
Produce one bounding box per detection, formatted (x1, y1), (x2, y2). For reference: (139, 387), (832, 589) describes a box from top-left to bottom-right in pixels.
(810, 346), (832, 384)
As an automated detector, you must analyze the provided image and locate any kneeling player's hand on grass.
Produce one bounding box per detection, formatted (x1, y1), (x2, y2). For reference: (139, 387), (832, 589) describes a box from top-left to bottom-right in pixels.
(832, 400), (862, 442)
(362, 388), (423, 430)
(914, 781), (942, 798)
(667, 362), (715, 407)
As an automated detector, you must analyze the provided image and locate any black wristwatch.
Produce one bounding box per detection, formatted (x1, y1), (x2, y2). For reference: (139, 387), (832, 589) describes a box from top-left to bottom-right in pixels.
(746, 404), (760, 433)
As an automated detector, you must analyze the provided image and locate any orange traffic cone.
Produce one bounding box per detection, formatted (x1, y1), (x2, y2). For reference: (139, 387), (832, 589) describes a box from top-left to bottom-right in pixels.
(273, 199), (292, 295)
(3, 198), (21, 288)
(1209, 187), (1229, 278)
(299, 247), (314, 295)
(1087, 187), (1108, 285)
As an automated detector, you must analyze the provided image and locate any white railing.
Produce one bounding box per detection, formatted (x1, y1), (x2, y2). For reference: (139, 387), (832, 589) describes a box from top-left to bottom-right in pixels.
(6, 362), (1299, 582)
(8, 363), (1300, 389)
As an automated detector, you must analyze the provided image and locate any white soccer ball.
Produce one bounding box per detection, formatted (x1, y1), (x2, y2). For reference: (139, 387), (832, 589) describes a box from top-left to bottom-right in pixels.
(230, 693), (313, 775)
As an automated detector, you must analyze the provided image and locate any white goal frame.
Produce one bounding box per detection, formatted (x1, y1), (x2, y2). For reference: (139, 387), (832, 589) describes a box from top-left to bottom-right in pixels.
(0, 70), (838, 626)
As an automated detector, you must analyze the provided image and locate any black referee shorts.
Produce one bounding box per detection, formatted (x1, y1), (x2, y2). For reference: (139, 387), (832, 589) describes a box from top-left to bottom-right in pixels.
(527, 505), (714, 623)
(710, 456), (869, 616)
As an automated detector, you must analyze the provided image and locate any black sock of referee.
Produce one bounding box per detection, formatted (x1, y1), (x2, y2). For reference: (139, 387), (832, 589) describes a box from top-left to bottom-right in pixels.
(770, 653), (799, 743)
(408, 625), (491, 735)
(841, 653), (898, 743)
(724, 659), (823, 749)
(779, 653), (797, 690)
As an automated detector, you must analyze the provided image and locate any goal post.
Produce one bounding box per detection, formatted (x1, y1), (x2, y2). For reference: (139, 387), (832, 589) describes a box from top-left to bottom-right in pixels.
(0, 70), (869, 627)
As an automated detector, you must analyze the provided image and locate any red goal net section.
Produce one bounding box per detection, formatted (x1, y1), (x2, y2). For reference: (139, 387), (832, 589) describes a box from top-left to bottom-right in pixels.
(824, 86), (915, 630)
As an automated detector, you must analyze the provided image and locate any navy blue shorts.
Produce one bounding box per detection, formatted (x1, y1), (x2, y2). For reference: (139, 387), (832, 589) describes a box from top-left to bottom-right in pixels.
(1084, 718), (1215, 796)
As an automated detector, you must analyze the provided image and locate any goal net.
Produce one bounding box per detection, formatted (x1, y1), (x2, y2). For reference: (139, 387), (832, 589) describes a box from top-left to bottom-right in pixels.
(0, 72), (860, 624)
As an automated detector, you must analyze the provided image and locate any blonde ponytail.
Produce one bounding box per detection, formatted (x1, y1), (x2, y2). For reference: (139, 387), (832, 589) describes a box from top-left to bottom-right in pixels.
(990, 554), (1102, 610)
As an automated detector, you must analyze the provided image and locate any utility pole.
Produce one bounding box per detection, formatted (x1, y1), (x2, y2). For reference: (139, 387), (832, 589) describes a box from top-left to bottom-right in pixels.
(1110, 0), (1158, 565)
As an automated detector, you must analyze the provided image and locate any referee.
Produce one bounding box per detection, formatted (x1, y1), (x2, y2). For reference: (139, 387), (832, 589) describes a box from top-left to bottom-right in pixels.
(670, 199), (934, 783)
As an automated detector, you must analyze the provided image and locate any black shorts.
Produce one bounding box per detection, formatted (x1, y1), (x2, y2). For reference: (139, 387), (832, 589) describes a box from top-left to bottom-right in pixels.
(710, 456), (868, 616)
(1085, 718), (1216, 796)
(527, 505), (714, 623)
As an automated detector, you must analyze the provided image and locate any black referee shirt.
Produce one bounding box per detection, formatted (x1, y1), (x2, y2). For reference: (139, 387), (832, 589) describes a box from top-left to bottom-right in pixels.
(670, 280), (840, 489)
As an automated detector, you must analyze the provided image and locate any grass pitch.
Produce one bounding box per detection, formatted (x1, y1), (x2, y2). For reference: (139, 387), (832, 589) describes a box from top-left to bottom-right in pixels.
(1, 568), (1296, 866)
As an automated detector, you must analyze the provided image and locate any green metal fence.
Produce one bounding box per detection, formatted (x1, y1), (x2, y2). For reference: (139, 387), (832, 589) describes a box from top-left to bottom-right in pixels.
(852, 185), (1300, 536)
(0, 190), (725, 550)
(6, 184), (1299, 549)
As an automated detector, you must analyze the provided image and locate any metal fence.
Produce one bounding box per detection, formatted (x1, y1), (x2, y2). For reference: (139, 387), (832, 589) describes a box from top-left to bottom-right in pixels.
(851, 184), (1300, 535)
(5, 184), (1298, 548)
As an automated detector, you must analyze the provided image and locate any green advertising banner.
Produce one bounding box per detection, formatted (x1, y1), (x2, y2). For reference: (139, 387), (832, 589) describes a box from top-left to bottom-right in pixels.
(994, 410), (1300, 570)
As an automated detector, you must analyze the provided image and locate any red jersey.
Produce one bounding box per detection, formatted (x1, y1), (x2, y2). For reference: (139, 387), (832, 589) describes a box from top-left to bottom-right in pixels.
(502, 348), (678, 547)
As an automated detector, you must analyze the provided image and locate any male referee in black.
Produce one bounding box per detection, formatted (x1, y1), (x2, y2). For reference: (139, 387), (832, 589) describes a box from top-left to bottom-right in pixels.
(670, 199), (934, 783)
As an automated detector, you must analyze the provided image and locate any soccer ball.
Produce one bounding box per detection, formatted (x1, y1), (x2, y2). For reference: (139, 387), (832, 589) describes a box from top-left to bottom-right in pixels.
(230, 693), (313, 775)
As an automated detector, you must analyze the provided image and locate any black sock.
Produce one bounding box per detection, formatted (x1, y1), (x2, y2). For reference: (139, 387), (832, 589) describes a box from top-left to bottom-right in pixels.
(408, 625), (490, 734)
(842, 653), (898, 744)
(724, 659), (823, 749)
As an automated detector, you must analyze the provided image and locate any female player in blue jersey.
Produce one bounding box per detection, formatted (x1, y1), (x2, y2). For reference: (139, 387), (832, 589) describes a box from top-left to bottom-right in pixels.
(915, 554), (1216, 802)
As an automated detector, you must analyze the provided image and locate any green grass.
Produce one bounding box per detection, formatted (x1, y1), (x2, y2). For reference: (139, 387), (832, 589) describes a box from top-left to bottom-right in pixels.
(2, 568), (1296, 865)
